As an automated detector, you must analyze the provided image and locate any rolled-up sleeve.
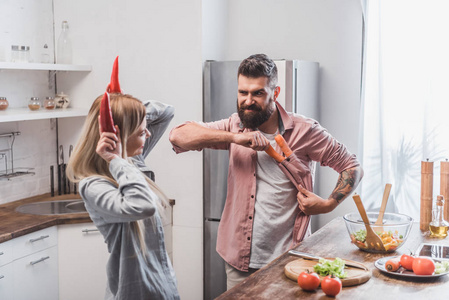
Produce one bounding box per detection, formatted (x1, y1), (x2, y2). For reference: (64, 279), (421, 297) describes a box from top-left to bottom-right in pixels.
(305, 122), (360, 174)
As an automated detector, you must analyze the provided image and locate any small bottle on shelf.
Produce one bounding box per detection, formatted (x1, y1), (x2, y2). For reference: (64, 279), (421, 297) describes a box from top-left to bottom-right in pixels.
(429, 195), (449, 238)
(0, 97), (9, 110)
(28, 97), (41, 111)
(43, 97), (55, 110)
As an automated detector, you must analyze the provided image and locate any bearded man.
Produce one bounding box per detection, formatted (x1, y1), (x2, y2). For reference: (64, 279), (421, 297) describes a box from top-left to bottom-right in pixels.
(169, 54), (363, 290)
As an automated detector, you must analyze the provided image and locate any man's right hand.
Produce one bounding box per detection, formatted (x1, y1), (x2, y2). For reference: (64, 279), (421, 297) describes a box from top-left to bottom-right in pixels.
(232, 131), (270, 151)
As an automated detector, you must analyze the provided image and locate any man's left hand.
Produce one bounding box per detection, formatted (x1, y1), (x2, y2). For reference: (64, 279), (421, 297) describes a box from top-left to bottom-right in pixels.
(296, 185), (337, 215)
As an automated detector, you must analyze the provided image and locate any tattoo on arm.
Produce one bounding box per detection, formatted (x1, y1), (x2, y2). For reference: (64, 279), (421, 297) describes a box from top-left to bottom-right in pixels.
(330, 167), (361, 204)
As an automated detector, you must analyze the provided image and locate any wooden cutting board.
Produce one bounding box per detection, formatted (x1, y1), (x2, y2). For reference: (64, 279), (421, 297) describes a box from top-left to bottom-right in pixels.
(284, 258), (371, 287)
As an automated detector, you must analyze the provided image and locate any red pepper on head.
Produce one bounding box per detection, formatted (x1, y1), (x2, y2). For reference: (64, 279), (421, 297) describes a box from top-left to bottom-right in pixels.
(99, 92), (117, 134)
(106, 56), (122, 93)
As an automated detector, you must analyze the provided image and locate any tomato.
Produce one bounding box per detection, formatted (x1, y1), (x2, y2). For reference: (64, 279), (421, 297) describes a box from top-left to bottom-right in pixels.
(321, 275), (342, 297)
(297, 270), (320, 291)
(412, 257), (435, 275)
(400, 254), (415, 271)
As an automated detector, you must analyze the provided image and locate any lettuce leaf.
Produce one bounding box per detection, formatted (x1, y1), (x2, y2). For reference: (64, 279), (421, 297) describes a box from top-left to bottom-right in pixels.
(313, 257), (347, 279)
(435, 261), (449, 274)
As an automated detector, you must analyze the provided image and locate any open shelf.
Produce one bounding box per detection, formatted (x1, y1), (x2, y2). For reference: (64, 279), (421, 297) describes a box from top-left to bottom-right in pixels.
(0, 62), (91, 71)
(0, 107), (89, 123)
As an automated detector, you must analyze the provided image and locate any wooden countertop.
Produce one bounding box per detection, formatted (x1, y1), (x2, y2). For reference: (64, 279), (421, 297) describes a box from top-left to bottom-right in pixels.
(0, 193), (92, 243)
(217, 217), (449, 300)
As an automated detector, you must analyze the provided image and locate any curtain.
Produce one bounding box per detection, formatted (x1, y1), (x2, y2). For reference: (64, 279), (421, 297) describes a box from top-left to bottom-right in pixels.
(360, 0), (449, 221)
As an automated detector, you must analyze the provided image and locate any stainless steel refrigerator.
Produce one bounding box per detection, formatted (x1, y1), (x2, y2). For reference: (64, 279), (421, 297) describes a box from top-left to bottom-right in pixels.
(203, 60), (319, 300)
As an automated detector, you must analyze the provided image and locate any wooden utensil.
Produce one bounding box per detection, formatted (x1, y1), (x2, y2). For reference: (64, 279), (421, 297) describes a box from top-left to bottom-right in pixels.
(352, 194), (386, 251)
(375, 183), (392, 231)
(284, 258), (371, 287)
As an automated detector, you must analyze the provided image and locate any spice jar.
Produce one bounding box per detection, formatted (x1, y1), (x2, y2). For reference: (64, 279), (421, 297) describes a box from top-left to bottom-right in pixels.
(43, 97), (55, 110)
(28, 97), (41, 111)
(0, 97), (8, 110)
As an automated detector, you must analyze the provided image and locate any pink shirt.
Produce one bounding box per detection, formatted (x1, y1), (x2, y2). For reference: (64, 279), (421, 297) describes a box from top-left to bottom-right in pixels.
(170, 102), (360, 271)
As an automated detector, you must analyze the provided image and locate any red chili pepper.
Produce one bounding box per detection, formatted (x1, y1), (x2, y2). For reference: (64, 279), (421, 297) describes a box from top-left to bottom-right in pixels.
(107, 56), (121, 93)
(99, 92), (116, 133)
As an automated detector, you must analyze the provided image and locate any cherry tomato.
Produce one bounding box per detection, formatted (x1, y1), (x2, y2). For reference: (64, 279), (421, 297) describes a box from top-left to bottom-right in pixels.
(400, 254), (415, 271)
(297, 270), (320, 291)
(412, 257), (435, 275)
(321, 275), (342, 297)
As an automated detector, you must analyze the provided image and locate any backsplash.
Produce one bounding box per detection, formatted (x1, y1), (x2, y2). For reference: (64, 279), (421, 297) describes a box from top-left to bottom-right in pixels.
(0, 119), (57, 204)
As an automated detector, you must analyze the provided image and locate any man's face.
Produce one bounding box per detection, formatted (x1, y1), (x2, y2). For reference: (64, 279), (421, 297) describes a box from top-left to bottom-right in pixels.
(237, 75), (276, 130)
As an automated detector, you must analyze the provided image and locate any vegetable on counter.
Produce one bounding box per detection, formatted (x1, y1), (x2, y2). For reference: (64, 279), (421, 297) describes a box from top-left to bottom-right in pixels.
(412, 257), (435, 275)
(313, 257), (347, 279)
(399, 253), (415, 271)
(385, 257), (401, 272)
(350, 229), (404, 251)
(321, 275), (342, 297)
(435, 261), (449, 274)
(297, 270), (320, 291)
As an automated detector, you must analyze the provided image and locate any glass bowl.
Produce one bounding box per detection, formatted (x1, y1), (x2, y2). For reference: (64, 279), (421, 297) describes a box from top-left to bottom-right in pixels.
(343, 212), (413, 253)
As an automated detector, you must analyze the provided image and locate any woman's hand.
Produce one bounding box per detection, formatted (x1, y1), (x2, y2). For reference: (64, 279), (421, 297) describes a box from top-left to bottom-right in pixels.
(97, 117), (121, 162)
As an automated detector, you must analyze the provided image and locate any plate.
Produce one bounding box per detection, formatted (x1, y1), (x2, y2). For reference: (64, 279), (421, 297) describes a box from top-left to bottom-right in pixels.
(375, 256), (449, 278)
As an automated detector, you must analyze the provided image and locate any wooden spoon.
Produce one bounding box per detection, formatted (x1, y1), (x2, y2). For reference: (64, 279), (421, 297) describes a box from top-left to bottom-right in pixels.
(375, 183), (392, 231)
(352, 194), (386, 251)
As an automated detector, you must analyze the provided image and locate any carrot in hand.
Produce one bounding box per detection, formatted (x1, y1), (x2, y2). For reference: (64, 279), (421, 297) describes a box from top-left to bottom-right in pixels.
(274, 135), (293, 157)
(99, 92), (116, 134)
(265, 144), (285, 163)
(385, 257), (401, 272)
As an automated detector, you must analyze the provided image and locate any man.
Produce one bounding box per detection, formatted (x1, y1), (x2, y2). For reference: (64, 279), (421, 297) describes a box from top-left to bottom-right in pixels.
(169, 54), (363, 289)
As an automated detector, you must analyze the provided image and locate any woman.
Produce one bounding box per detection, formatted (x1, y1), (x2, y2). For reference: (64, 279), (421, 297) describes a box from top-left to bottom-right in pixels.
(67, 93), (180, 300)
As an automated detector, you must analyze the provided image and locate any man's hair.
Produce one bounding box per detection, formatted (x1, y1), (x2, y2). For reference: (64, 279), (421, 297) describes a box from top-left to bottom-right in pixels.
(238, 54), (278, 89)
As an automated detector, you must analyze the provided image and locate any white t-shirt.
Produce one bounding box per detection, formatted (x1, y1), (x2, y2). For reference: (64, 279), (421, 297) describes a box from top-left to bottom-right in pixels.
(249, 130), (298, 269)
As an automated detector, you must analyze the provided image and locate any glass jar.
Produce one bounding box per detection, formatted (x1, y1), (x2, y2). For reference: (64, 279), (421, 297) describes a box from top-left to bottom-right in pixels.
(28, 97), (41, 111)
(11, 45), (20, 62)
(0, 97), (8, 110)
(43, 97), (55, 110)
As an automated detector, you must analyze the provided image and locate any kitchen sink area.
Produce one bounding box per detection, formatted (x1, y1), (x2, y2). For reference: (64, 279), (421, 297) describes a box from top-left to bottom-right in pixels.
(15, 199), (87, 215)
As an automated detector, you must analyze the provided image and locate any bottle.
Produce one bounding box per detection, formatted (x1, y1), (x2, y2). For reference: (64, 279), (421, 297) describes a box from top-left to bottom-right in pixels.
(429, 195), (449, 238)
(57, 21), (72, 64)
(0, 97), (8, 110)
(43, 97), (55, 110)
(28, 97), (41, 111)
(41, 44), (50, 63)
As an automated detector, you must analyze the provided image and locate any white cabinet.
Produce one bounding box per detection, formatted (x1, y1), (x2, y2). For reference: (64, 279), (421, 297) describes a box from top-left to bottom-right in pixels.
(0, 240), (14, 300)
(58, 223), (109, 300)
(0, 227), (59, 300)
(13, 246), (58, 300)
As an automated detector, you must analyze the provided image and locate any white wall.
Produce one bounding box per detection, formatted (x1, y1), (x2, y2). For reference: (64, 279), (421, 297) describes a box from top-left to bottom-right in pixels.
(220, 0), (364, 231)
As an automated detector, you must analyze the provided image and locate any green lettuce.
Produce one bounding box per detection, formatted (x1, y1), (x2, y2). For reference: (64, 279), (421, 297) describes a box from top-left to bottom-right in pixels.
(313, 257), (347, 279)
(435, 261), (449, 274)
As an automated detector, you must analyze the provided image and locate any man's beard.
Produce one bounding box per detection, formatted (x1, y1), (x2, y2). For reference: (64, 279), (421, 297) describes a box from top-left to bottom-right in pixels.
(237, 98), (275, 130)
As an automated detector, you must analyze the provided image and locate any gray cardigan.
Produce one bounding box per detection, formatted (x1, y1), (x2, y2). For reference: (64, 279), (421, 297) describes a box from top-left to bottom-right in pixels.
(79, 100), (180, 300)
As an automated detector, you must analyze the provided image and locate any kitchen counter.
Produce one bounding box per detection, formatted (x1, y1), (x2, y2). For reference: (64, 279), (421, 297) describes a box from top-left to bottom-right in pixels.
(217, 217), (449, 300)
(0, 193), (91, 243)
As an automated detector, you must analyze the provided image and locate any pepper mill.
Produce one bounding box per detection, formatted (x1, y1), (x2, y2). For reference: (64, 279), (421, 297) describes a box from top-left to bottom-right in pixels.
(420, 159), (434, 231)
(441, 159), (449, 222)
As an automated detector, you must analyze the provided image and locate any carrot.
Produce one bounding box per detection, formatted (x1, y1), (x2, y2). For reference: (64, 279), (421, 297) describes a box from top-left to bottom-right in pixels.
(264, 145), (285, 163)
(274, 135), (293, 157)
(385, 257), (401, 272)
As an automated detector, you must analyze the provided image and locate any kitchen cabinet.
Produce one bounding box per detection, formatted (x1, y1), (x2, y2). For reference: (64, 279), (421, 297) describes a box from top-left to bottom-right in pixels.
(58, 223), (109, 300)
(0, 239), (13, 300)
(9, 227), (59, 300)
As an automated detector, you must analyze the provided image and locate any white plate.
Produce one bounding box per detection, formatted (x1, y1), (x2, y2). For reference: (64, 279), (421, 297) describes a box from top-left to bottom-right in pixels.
(375, 256), (449, 279)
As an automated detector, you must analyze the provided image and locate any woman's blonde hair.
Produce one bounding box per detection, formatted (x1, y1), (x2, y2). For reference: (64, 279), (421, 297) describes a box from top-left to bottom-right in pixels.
(67, 93), (169, 255)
